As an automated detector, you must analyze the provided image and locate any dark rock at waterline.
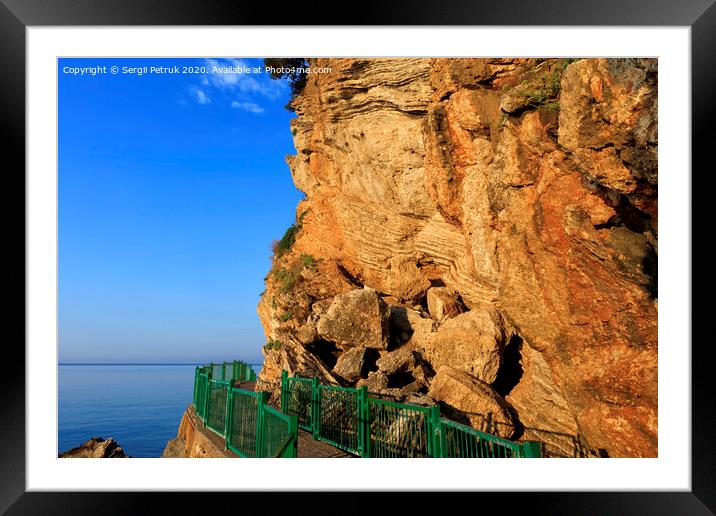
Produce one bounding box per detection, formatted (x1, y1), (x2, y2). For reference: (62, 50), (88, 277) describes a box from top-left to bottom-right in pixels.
(59, 437), (130, 458)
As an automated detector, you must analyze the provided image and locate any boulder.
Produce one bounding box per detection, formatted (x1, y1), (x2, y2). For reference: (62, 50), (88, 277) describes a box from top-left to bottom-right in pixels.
(333, 346), (367, 381)
(317, 287), (390, 349)
(377, 347), (433, 386)
(426, 287), (464, 323)
(505, 342), (584, 457)
(59, 437), (129, 458)
(422, 309), (506, 383)
(428, 366), (518, 439)
(376, 348), (420, 376)
(403, 393), (435, 407)
(499, 87), (533, 114)
(357, 371), (389, 391)
(297, 320), (318, 345)
(385, 256), (431, 303)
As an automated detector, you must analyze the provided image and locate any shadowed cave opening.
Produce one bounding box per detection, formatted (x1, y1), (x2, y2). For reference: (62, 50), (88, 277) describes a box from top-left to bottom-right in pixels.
(360, 348), (380, 378)
(642, 246), (658, 299)
(492, 335), (524, 397)
(305, 339), (341, 369)
(417, 295), (429, 314)
(388, 306), (415, 350)
(591, 186), (658, 299)
(387, 370), (415, 389)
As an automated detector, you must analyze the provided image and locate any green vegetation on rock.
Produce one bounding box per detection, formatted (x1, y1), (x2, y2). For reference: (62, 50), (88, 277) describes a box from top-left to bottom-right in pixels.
(273, 253), (318, 294)
(272, 209), (311, 259)
(264, 339), (282, 351)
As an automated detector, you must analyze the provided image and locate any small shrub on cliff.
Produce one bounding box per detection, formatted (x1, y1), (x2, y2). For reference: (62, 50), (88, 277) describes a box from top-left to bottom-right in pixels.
(522, 58), (577, 109)
(274, 225), (299, 258)
(278, 310), (292, 322)
(539, 101), (560, 113)
(275, 267), (299, 293)
(300, 253), (317, 269)
(273, 209), (311, 260)
(272, 253), (318, 294)
(264, 339), (282, 351)
(263, 58), (310, 112)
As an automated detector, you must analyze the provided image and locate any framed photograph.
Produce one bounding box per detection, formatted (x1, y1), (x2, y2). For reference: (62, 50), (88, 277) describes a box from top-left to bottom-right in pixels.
(5, 0), (710, 513)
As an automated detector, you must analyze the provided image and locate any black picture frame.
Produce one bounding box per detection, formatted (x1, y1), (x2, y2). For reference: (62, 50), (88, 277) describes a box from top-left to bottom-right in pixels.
(3, 1), (710, 513)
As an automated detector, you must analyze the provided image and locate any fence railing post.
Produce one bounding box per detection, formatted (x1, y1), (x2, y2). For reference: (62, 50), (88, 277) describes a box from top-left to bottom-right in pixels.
(224, 386), (234, 449)
(428, 406), (443, 458)
(311, 377), (320, 440)
(287, 413), (298, 458)
(522, 440), (542, 458)
(203, 377), (211, 424)
(256, 391), (268, 458)
(280, 370), (288, 412)
(358, 386), (369, 458)
(192, 367), (198, 408)
(208, 362), (214, 380)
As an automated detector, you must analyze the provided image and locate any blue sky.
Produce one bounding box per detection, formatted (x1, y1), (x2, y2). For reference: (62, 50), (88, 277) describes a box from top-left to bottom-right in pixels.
(58, 58), (303, 364)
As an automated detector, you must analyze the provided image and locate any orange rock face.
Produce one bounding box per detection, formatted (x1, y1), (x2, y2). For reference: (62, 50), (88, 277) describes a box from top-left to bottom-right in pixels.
(258, 58), (658, 457)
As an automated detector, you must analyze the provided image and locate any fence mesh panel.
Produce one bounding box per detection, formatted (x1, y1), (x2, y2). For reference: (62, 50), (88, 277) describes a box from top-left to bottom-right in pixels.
(206, 380), (229, 435)
(261, 406), (295, 457)
(285, 378), (313, 431)
(368, 399), (431, 458)
(195, 373), (209, 421)
(228, 390), (259, 457)
(441, 418), (522, 458)
(318, 386), (360, 454)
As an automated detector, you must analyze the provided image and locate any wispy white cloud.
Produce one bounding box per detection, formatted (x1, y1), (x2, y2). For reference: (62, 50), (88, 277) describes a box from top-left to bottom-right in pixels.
(202, 58), (287, 100)
(185, 58), (288, 110)
(231, 101), (265, 114)
(188, 86), (210, 105)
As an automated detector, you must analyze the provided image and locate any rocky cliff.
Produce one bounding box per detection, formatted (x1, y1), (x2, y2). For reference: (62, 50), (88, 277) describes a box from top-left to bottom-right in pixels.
(162, 405), (233, 458)
(257, 58), (658, 458)
(59, 437), (129, 458)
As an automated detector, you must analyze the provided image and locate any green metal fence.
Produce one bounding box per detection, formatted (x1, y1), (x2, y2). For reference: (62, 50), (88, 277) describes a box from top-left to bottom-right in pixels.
(439, 418), (541, 458)
(191, 360), (297, 458)
(366, 397), (433, 458)
(280, 370), (542, 458)
(317, 385), (361, 455)
(206, 379), (231, 436)
(261, 405), (298, 458)
(194, 370), (210, 421)
(201, 361), (258, 383)
(226, 388), (262, 457)
(282, 375), (314, 432)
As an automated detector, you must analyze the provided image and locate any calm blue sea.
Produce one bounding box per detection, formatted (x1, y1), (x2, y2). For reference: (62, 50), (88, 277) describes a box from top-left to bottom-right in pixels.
(58, 364), (260, 458)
